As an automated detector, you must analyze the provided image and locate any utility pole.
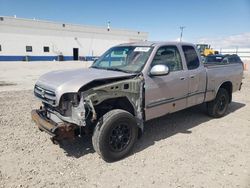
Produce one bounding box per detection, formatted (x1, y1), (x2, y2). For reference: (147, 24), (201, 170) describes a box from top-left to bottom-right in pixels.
(179, 26), (185, 42)
(107, 21), (111, 31)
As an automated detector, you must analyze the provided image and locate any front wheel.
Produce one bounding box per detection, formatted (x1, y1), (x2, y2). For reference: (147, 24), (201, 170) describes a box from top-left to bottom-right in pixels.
(92, 109), (138, 162)
(207, 88), (230, 118)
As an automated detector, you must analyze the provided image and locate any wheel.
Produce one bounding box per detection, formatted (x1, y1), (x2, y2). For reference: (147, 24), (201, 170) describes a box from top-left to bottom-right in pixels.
(92, 109), (138, 162)
(207, 88), (229, 118)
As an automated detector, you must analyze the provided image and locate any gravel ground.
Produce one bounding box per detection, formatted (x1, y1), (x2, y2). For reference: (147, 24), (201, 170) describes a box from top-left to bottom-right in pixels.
(0, 61), (91, 92)
(0, 63), (250, 187)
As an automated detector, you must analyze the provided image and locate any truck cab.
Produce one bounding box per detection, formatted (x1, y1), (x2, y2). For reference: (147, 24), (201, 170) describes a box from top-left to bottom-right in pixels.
(142, 43), (207, 120)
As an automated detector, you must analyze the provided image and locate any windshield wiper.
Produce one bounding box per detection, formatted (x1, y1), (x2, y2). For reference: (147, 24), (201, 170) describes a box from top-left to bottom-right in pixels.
(105, 67), (132, 73)
(91, 66), (133, 73)
(91, 66), (102, 69)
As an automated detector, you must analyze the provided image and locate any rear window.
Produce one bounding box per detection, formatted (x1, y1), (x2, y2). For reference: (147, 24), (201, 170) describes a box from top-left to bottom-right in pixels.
(182, 45), (200, 70)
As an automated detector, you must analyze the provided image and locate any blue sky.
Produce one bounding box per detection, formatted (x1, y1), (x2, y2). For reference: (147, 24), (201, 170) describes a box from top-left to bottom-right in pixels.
(1, 0), (250, 47)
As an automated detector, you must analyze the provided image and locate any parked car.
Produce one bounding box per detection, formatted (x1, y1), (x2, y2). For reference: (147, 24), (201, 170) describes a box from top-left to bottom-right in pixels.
(31, 42), (243, 162)
(204, 54), (243, 66)
(222, 54), (244, 64)
(204, 54), (224, 64)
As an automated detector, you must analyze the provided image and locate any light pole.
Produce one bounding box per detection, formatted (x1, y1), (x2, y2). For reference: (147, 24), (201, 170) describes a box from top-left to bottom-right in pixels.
(107, 21), (111, 31)
(179, 26), (185, 42)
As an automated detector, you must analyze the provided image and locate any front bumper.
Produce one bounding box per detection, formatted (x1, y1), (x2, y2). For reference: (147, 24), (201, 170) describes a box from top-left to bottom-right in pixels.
(31, 109), (57, 136)
(31, 109), (77, 142)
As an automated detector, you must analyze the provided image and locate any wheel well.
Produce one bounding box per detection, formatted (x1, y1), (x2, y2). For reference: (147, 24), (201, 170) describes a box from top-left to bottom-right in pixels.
(95, 97), (135, 118)
(219, 81), (232, 102)
(93, 97), (143, 139)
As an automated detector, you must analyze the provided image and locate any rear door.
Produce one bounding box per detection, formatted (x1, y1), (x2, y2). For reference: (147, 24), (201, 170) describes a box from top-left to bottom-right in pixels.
(144, 45), (189, 120)
(182, 45), (206, 107)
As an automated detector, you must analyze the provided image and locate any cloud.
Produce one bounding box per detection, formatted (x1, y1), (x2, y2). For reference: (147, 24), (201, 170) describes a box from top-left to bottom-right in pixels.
(197, 33), (250, 49)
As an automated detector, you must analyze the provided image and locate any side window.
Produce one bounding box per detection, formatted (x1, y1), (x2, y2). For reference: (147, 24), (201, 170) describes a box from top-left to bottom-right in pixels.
(231, 56), (241, 63)
(235, 56), (242, 63)
(26, 46), (32, 52)
(151, 46), (183, 72)
(43, 46), (50, 52)
(182, 45), (200, 70)
(223, 55), (242, 64)
(228, 57), (234, 63)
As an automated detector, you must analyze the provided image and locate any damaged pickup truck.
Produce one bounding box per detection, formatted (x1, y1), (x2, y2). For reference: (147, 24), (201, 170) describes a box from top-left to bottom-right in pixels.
(31, 42), (243, 162)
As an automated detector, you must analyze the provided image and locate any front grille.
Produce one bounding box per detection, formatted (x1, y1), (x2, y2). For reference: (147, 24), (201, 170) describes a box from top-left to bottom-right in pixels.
(34, 85), (56, 105)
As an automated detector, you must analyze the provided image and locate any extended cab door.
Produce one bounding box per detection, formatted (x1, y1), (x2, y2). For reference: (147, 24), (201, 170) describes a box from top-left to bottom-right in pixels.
(181, 45), (206, 107)
(144, 45), (189, 120)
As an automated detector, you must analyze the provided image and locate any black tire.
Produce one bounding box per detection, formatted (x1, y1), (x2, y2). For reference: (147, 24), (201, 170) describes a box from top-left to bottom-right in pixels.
(92, 109), (138, 162)
(207, 88), (230, 118)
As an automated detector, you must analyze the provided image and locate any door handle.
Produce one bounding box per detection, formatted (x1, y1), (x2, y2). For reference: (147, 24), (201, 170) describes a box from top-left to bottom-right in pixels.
(190, 75), (195, 79)
(180, 77), (186, 80)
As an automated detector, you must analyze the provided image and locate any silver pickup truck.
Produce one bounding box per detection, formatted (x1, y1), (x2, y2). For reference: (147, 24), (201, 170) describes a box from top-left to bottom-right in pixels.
(31, 42), (243, 162)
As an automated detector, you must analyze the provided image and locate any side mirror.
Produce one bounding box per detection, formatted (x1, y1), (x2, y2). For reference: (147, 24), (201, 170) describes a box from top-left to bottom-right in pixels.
(150, 64), (170, 76)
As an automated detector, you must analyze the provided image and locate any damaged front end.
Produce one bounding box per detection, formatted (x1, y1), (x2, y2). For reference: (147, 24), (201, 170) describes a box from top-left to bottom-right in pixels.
(31, 109), (77, 144)
(31, 75), (144, 143)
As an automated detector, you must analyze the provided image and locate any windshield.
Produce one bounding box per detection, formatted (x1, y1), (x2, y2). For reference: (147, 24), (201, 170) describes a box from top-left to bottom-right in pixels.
(91, 46), (153, 73)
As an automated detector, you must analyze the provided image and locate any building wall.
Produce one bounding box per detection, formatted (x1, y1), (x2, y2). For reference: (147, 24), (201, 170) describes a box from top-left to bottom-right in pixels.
(0, 16), (148, 61)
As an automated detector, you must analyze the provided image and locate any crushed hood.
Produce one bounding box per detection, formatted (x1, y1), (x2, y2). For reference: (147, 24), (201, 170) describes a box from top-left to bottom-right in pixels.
(35, 67), (134, 104)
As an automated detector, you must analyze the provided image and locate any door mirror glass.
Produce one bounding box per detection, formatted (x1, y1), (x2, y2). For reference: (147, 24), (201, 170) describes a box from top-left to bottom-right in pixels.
(150, 64), (170, 76)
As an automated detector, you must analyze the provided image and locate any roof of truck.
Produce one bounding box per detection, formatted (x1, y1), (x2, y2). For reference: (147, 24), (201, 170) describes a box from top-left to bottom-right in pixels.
(117, 41), (195, 47)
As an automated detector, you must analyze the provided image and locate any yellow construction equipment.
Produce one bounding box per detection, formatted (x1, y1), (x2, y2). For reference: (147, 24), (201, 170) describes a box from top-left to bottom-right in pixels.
(196, 44), (219, 56)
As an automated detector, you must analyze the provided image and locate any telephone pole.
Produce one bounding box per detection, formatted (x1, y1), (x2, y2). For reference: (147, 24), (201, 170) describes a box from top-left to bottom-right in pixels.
(179, 26), (185, 42)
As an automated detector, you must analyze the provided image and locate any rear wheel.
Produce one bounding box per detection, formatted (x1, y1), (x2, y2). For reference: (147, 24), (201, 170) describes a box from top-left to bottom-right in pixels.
(92, 109), (138, 162)
(207, 88), (229, 118)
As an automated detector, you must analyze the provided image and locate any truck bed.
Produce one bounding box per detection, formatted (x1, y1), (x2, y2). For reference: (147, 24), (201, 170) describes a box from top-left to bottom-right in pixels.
(204, 63), (243, 102)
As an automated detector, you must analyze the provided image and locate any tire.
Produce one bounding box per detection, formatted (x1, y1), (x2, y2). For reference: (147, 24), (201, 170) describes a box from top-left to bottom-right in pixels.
(207, 88), (230, 118)
(92, 109), (138, 162)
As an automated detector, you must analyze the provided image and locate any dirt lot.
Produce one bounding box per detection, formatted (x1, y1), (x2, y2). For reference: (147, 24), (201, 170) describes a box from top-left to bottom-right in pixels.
(0, 62), (250, 188)
(0, 61), (91, 92)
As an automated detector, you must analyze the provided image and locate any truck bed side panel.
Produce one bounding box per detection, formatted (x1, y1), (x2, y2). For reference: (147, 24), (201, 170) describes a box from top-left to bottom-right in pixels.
(205, 63), (243, 102)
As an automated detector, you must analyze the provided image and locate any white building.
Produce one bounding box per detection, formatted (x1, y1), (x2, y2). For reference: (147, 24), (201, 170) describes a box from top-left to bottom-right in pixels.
(216, 48), (250, 61)
(0, 16), (148, 61)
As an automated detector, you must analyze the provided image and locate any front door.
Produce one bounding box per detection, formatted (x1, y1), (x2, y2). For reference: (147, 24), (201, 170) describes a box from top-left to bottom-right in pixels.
(144, 45), (189, 120)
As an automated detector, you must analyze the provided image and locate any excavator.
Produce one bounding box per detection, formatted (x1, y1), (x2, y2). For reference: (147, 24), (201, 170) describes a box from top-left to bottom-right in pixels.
(196, 44), (219, 57)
